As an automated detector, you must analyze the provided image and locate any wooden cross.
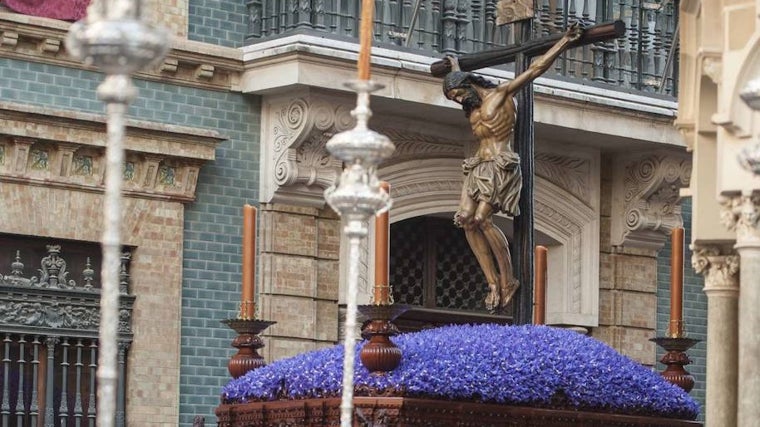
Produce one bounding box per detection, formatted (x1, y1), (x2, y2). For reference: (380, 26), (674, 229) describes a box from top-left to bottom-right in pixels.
(430, 20), (624, 325)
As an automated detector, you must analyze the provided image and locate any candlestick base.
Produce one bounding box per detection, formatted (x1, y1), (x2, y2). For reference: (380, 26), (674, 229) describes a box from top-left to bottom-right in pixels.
(650, 336), (700, 393)
(222, 318), (276, 379)
(357, 304), (410, 374)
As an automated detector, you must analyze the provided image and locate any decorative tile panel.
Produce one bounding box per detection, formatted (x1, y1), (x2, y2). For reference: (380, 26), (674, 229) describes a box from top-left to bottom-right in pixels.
(158, 164), (176, 186)
(123, 161), (135, 181)
(29, 148), (49, 170)
(72, 155), (93, 176)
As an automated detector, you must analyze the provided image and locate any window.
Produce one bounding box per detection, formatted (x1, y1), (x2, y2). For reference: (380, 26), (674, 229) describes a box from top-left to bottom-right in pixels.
(0, 235), (133, 426)
(390, 216), (512, 331)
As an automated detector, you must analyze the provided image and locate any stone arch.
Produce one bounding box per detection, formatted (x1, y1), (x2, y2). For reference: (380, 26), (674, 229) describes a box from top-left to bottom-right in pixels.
(379, 158), (599, 327)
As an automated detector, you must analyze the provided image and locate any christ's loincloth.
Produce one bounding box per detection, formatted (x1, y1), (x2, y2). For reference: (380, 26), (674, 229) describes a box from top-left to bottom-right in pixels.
(461, 151), (522, 216)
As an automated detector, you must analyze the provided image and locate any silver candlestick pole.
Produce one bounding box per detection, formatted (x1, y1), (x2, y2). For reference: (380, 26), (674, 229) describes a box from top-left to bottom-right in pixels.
(66, 2), (168, 426)
(324, 80), (395, 427)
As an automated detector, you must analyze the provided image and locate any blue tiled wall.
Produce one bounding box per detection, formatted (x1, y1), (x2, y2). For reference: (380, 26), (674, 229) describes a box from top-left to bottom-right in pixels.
(188, 0), (249, 48)
(0, 58), (261, 425)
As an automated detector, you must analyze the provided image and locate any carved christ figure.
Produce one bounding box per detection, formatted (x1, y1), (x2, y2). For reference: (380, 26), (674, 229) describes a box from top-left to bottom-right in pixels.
(443, 24), (582, 313)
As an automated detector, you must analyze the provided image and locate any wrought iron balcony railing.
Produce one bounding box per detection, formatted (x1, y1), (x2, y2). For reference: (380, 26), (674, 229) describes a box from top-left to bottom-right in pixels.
(246, 0), (678, 96)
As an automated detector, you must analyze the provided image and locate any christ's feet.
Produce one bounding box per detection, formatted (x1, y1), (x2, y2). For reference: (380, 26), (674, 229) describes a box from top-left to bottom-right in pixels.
(485, 282), (500, 313)
(500, 277), (520, 308)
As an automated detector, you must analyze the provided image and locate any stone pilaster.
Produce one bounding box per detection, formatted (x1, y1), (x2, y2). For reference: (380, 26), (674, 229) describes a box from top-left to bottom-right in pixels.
(720, 194), (760, 427)
(691, 243), (739, 427)
(595, 158), (659, 365)
(258, 203), (340, 361)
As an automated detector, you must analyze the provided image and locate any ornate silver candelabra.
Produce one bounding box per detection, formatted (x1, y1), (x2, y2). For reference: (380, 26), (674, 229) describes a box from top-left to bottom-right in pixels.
(66, 2), (168, 426)
(324, 80), (395, 427)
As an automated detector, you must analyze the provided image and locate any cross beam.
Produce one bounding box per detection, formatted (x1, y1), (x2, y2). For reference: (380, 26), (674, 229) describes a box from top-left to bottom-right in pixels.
(432, 20), (624, 325)
(430, 20), (625, 77)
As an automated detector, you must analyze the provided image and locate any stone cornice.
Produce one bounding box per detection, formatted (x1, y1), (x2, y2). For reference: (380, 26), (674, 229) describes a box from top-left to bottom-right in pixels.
(0, 11), (243, 92)
(241, 34), (678, 118)
(0, 101), (225, 202)
(611, 151), (692, 250)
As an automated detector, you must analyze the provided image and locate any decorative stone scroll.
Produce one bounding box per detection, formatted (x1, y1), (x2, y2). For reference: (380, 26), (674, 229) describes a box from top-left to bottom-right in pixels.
(0, 245), (135, 338)
(611, 153), (691, 250)
(261, 94), (352, 207)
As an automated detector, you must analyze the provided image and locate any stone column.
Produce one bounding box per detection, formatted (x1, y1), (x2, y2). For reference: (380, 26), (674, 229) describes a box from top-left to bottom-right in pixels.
(720, 195), (760, 426)
(691, 244), (739, 427)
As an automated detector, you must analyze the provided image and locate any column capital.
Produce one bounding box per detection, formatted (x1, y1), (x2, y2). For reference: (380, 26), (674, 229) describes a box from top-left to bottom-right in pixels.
(720, 194), (760, 245)
(691, 243), (739, 296)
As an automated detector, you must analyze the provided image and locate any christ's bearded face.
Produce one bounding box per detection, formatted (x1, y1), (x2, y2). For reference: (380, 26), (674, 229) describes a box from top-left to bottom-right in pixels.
(447, 87), (482, 117)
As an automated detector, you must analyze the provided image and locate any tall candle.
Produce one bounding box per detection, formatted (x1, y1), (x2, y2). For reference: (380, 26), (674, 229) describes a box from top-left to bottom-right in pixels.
(373, 182), (390, 304)
(242, 204), (257, 319)
(669, 227), (684, 337)
(534, 246), (548, 325)
(357, 0), (374, 80)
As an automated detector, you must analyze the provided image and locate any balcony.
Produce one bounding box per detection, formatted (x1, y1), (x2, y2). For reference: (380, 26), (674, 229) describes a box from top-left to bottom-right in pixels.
(245, 0), (678, 96)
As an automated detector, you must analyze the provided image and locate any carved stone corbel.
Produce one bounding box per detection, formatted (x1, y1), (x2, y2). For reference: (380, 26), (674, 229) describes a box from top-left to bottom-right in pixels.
(260, 94), (352, 207)
(611, 153), (691, 250)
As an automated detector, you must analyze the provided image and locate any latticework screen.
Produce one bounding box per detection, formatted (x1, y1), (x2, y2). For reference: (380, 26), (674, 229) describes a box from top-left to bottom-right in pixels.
(390, 216), (492, 313)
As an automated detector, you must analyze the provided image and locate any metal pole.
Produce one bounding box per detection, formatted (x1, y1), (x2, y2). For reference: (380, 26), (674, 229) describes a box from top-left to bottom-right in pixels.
(339, 221), (364, 426)
(66, 3), (168, 425)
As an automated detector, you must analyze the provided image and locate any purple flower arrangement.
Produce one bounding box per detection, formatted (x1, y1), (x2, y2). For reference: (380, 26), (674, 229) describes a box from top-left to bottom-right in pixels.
(222, 324), (699, 420)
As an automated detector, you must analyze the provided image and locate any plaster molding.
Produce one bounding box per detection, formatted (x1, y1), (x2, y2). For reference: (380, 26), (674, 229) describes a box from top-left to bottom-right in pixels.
(611, 152), (692, 250)
(382, 128), (464, 164)
(702, 56), (722, 85)
(691, 244), (739, 297)
(0, 12), (242, 92)
(260, 92), (350, 208)
(715, 33), (760, 138)
(535, 151), (593, 207)
(0, 101), (223, 202)
(719, 194), (760, 244)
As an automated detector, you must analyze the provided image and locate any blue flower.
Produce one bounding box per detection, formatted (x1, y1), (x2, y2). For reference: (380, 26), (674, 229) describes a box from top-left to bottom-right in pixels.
(221, 324), (699, 420)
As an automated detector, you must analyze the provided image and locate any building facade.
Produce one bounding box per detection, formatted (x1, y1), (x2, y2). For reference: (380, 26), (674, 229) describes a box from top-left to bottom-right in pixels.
(0, 1), (706, 425)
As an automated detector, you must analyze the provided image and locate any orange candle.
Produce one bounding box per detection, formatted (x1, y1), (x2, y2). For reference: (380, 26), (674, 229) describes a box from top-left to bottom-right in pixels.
(357, 0), (374, 80)
(534, 246), (548, 325)
(373, 182), (390, 304)
(669, 227), (684, 337)
(241, 204), (257, 319)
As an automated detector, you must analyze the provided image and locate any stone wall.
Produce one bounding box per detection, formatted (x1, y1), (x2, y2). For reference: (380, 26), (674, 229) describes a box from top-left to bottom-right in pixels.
(257, 203), (341, 361)
(0, 179), (185, 425)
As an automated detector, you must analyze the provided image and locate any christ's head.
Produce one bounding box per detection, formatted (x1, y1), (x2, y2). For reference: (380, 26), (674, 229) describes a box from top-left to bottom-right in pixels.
(443, 71), (498, 117)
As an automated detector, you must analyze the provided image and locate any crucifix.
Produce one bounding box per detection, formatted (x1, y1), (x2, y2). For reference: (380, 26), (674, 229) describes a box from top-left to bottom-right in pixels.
(432, 12), (623, 325)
